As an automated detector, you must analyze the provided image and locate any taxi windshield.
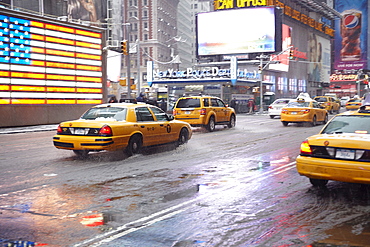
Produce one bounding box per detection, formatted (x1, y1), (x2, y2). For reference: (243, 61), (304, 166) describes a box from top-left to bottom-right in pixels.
(286, 101), (310, 108)
(321, 115), (370, 134)
(81, 107), (127, 121)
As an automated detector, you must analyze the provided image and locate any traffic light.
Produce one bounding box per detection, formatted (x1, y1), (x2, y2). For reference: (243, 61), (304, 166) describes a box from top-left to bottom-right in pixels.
(121, 40), (128, 55)
(289, 49), (294, 59)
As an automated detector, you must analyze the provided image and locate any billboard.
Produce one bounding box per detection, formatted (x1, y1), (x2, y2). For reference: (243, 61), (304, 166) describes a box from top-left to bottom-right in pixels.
(196, 7), (282, 56)
(0, 12), (103, 105)
(308, 32), (331, 83)
(334, 0), (368, 71)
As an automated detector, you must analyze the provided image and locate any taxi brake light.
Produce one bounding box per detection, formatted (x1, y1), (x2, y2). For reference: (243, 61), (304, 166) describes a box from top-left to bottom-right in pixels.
(173, 109), (177, 116)
(99, 125), (112, 136)
(57, 125), (63, 134)
(300, 140), (312, 155)
(200, 108), (206, 115)
(281, 109), (288, 114)
(301, 109), (310, 114)
(268, 106), (273, 109)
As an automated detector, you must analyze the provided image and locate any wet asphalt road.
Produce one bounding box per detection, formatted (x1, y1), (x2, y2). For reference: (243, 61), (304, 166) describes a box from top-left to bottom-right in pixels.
(1, 113), (370, 247)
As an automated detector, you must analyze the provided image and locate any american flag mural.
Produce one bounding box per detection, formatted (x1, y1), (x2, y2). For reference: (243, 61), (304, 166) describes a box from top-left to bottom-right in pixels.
(0, 14), (103, 104)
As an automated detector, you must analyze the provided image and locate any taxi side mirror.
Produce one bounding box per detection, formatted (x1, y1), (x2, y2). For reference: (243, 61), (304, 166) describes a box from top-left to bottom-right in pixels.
(166, 114), (174, 121)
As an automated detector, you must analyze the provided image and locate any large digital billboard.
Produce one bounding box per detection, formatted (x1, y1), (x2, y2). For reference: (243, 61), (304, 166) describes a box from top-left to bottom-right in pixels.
(334, 0), (368, 71)
(0, 13), (103, 105)
(196, 7), (282, 56)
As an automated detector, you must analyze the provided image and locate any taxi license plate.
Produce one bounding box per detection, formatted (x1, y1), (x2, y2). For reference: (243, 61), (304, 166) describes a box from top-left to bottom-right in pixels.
(75, 128), (87, 135)
(336, 149), (355, 159)
(185, 111), (192, 115)
(291, 112), (297, 114)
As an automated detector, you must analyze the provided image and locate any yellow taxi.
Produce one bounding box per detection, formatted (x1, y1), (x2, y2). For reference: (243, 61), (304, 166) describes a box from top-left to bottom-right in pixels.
(173, 95), (236, 132)
(296, 97), (370, 186)
(53, 102), (192, 157)
(313, 96), (340, 114)
(345, 98), (362, 110)
(280, 98), (328, 127)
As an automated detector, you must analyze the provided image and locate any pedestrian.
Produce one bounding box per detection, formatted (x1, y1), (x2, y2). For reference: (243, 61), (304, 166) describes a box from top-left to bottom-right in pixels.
(248, 99), (255, 114)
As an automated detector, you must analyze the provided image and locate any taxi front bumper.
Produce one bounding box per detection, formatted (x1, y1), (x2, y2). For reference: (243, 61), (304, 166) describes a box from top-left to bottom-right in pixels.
(296, 155), (370, 184)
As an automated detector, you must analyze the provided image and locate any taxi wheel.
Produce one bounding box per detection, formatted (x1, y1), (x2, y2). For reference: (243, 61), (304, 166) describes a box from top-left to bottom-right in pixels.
(206, 116), (215, 132)
(329, 108), (333, 114)
(311, 116), (317, 126)
(73, 150), (89, 158)
(309, 178), (328, 187)
(126, 134), (142, 156)
(177, 128), (189, 146)
(227, 114), (236, 128)
(282, 121), (289, 126)
(323, 114), (329, 124)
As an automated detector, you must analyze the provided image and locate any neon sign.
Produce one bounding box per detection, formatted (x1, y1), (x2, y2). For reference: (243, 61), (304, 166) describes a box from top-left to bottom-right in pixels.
(154, 67), (261, 80)
(0, 15), (103, 105)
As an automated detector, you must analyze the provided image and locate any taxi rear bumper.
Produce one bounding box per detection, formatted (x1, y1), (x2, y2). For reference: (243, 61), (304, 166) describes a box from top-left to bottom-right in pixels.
(296, 155), (370, 184)
(53, 135), (123, 151)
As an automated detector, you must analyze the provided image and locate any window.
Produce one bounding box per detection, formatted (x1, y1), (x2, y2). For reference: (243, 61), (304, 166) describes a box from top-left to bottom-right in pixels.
(211, 98), (219, 107)
(136, 107), (154, 121)
(144, 22), (148, 29)
(203, 98), (209, 107)
(150, 107), (168, 121)
(143, 10), (148, 17)
(176, 98), (200, 108)
(144, 34), (148, 41)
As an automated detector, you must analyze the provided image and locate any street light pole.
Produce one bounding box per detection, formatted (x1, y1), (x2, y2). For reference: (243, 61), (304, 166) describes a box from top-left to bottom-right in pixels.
(136, 39), (141, 95)
(123, 24), (131, 98)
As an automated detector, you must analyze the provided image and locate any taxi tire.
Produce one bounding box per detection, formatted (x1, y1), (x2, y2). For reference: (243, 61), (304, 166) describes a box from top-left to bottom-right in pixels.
(177, 128), (189, 146)
(227, 114), (236, 128)
(309, 178), (328, 187)
(311, 116), (317, 126)
(282, 121), (289, 126)
(126, 134), (142, 156)
(206, 116), (215, 132)
(323, 114), (328, 124)
(73, 150), (89, 158)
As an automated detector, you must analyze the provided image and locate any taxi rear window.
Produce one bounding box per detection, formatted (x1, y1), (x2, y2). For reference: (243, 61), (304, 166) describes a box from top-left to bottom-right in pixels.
(287, 102), (310, 107)
(321, 115), (370, 134)
(81, 107), (127, 121)
(176, 98), (201, 108)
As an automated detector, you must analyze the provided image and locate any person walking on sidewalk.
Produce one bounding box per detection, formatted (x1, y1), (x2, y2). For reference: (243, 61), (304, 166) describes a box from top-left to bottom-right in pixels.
(248, 99), (255, 114)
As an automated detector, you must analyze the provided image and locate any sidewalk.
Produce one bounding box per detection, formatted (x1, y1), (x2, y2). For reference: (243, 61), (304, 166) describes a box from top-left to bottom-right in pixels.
(0, 124), (58, 134)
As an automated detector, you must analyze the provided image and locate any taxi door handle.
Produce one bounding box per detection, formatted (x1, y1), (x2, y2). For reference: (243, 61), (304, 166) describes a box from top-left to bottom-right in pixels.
(140, 125), (145, 128)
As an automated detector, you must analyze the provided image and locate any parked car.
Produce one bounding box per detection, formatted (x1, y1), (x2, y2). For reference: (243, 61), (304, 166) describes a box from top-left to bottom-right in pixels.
(280, 97), (328, 127)
(53, 102), (192, 157)
(268, 98), (293, 119)
(340, 96), (350, 107)
(173, 95), (236, 132)
(296, 96), (370, 186)
(313, 96), (340, 114)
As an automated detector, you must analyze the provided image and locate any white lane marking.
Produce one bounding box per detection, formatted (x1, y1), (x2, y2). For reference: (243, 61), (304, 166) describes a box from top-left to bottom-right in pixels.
(74, 161), (297, 246)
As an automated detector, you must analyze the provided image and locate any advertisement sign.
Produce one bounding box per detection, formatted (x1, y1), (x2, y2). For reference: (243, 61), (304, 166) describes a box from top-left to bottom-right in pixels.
(0, 13), (103, 105)
(196, 7), (281, 56)
(308, 33), (331, 83)
(269, 24), (292, 72)
(334, 0), (368, 70)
